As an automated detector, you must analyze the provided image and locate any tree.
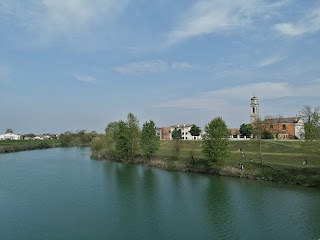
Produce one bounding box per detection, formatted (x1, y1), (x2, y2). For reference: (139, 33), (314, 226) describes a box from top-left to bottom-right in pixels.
(140, 120), (160, 160)
(252, 117), (264, 164)
(115, 121), (131, 161)
(104, 121), (122, 159)
(300, 105), (320, 165)
(90, 136), (105, 156)
(261, 130), (273, 139)
(171, 128), (182, 139)
(239, 123), (253, 138)
(202, 117), (230, 168)
(127, 113), (140, 161)
(171, 128), (182, 159)
(5, 128), (13, 134)
(189, 124), (201, 139)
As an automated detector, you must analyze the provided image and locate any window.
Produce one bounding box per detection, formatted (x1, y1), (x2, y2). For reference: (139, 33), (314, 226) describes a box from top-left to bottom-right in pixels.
(253, 108), (255, 113)
(282, 124), (286, 130)
(270, 124), (273, 129)
(186, 137), (188, 140)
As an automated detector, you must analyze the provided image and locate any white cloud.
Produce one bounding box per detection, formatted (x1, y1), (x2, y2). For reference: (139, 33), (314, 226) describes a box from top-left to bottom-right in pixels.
(158, 81), (320, 126)
(257, 56), (285, 68)
(114, 60), (196, 75)
(166, 0), (286, 46)
(1, 0), (128, 44)
(73, 73), (96, 83)
(274, 6), (320, 36)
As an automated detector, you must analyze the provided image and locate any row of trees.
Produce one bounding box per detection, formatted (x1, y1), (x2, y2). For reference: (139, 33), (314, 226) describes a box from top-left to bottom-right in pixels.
(60, 130), (99, 146)
(91, 113), (160, 161)
(91, 113), (231, 169)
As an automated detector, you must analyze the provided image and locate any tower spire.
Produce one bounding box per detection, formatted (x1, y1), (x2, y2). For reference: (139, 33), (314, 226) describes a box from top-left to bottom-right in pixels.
(250, 96), (259, 123)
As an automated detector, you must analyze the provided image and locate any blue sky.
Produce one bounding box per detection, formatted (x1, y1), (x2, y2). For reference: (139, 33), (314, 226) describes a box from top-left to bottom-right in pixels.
(0, 0), (320, 134)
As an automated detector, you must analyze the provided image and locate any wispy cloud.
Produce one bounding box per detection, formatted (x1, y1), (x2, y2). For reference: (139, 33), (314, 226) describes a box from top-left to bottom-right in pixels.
(166, 0), (286, 46)
(159, 81), (320, 113)
(158, 80), (320, 126)
(114, 60), (196, 75)
(1, 0), (128, 45)
(274, 5), (320, 36)
(73, 73), (96, 84)
(257, 56), (285, 68)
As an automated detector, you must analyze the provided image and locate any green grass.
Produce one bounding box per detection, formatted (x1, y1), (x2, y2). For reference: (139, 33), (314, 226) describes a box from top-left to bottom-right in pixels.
(0, 139), (62, 153)
(156, 139), (317, 167)
(151, 140), (320, 187)
(0, 139), (61, 147)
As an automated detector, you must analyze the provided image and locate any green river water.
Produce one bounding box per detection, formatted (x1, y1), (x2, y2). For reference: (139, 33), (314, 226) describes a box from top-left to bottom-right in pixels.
(0, 147), (319, 240)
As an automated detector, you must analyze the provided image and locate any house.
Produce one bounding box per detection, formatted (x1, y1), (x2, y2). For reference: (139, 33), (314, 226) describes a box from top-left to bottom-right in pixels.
(0, 133), (21, 140)
(157, 127), (171, 140)
(262, 117), (305, 139)
(229, 128), (250, 140)
(170, 123), (201, 140)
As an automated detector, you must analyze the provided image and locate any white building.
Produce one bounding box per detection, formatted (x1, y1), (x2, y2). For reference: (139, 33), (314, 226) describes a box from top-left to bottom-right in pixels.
(0, 133), (21, 140)
(170, 124), (201, 140)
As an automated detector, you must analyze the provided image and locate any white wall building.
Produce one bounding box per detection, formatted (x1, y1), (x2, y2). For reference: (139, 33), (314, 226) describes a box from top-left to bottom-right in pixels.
(170, 124), (201, 140)
(0, 133), (21, 140)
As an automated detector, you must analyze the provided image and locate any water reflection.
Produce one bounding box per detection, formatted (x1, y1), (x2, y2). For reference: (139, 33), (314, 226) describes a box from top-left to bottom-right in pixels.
(0, 148), (319, 240)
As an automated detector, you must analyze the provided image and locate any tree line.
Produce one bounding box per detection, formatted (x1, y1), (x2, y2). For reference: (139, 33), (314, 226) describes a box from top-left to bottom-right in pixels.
(90, 113), (231, 169)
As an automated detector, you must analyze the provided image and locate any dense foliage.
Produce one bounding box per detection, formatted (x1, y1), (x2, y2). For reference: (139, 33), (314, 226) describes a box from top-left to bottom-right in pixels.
(202, 117), (230, 168)
(189, 124), (201, 138)
(140, 120), (160, 160)
(239, 123), (253, 137)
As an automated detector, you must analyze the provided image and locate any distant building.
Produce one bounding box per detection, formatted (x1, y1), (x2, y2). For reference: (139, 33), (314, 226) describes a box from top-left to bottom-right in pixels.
(250, 95), (305, 140)
(170, 123), (201, 140)
(0, 133), (21, 140)
(262, 117), (305, 140)
(157, 127), (171, 140)
(250, 96), (259, 124)
(229, 128), (250, 140)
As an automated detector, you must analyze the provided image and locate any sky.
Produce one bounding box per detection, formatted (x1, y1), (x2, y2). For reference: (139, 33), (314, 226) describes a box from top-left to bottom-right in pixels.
(0, 0), (320, 134)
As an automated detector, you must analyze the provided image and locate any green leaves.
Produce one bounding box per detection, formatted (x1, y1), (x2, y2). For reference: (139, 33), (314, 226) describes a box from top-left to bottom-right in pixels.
(239, 123), (253, 137)
(202, 117), (230, 167)
(140, 120), (160, 160)
(171, 128), (182, 140)
(189, 124), (201, 137)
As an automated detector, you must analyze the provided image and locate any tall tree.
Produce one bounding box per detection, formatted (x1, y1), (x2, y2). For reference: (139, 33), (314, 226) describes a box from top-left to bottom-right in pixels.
(5, 128), (13, 134)
(104, 121), (122, 159)
(189, 124), (201, 139)
(140, 120), (160, 160)
(171, 128), (182, 159)
(300, 106), (320, 165)
(202, 117), (230, 168)
(252, 117), (263, 164)
(127, 113), (140, 161)
(115, 121), (131, 161)
(239, 123), (253, 138)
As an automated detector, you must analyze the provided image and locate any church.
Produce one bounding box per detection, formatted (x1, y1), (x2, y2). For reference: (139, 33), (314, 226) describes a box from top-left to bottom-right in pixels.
(250, 96), (305, 140)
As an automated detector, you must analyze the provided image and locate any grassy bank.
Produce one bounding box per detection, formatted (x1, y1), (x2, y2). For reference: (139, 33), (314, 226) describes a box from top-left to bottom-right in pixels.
(0, 140), (62, 153)
(93, 140), (320, 188)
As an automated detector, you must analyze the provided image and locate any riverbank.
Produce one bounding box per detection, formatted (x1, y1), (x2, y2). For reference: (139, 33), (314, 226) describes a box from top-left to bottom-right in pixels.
(0, 140), (62, 153)
(92, 140), (320, 188)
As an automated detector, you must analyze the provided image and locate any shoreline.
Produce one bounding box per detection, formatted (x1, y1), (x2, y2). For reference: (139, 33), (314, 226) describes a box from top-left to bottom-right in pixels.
(91, 154), (320, 189)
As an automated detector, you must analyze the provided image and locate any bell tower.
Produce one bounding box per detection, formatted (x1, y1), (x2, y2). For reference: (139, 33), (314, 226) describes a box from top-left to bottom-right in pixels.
(250, 96), (259, 123)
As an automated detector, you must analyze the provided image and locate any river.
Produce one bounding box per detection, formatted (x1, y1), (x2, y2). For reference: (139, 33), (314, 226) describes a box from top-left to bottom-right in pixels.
(0, 147), (319, 240)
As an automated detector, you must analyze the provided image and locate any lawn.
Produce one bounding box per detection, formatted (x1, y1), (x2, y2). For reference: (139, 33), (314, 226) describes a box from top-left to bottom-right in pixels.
(157, 140), (317, 168)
